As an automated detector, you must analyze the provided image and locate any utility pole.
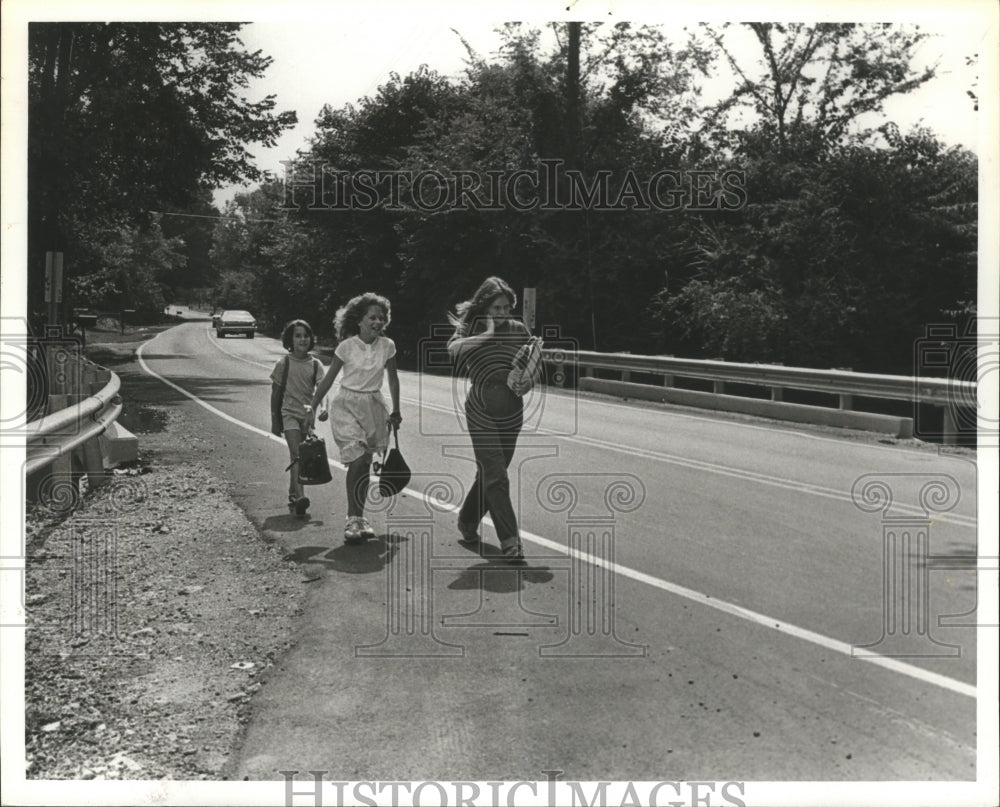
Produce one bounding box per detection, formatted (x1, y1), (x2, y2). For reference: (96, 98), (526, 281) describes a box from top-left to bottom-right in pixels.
(566, 22), (581, 172)
(565, 22), (597, 349)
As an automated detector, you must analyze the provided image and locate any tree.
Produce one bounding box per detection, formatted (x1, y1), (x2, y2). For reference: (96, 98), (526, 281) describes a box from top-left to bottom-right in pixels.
(158, 189), (224, 298)
(287, 67), (470, 355)
(699, 23), (936, 155)
(393, 23), (714, 351)
(650, 23), (969, 372)
(215, 20), (972, 376)
(28, 23), (296, 322)
(69, 215), (187, 312)
(654, 124), (976, 372)
(210, 188), (281, 317)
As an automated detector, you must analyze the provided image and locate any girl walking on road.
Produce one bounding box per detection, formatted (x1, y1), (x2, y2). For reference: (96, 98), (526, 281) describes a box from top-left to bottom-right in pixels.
(270, 319), (327, 517)
(307, 293), (401, 544)
(447, 276), (536, 561)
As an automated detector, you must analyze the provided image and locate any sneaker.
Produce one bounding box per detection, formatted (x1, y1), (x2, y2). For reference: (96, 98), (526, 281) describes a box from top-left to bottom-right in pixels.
(344, 516), (363, 544)
(499, 536), (524, 561)
(358, 517), (376, 539)
(294, 496), (310, 517)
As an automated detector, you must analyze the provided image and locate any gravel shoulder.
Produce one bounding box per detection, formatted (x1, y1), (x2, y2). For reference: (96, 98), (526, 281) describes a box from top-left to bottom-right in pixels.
(21, 324), (974, 782)
(24, 335), (313, 781)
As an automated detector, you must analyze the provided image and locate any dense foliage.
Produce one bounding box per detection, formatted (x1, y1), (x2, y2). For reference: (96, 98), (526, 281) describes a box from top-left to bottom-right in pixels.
(27, 23), (296, 321)
(29, 22), (976, 375)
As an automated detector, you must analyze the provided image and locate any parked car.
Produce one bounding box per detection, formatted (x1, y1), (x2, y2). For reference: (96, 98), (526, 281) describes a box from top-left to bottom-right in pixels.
(215, 310), (257, 338)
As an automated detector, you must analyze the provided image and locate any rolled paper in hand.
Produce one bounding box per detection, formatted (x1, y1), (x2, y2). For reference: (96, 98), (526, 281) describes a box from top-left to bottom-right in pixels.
(506, 336), (543, 394)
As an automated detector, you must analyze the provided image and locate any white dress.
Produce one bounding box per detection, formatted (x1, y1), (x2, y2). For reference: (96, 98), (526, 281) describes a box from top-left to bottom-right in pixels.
(329, 335), (395, 463)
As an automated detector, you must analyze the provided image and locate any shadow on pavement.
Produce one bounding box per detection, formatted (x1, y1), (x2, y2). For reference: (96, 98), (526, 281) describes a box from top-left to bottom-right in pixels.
(280, 534), (554, 593)
(283, 534), (403, 574)
(447, 561), (555, 593)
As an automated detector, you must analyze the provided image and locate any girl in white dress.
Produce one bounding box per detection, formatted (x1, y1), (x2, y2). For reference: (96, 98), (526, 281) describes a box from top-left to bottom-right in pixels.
(307, 293), (401, 543)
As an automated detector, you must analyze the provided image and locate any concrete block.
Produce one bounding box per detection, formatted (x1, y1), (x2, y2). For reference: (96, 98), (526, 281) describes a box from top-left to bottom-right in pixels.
(98, 421), (139, 468)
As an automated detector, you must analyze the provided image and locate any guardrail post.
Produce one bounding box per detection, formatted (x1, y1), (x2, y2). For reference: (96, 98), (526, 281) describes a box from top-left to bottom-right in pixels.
(81, 436), (109, 489)
(662, 374), (674, 388)
(26, 357), (134, 490)
(37, 392), (79, 508)
(621, 370), (631, 382)
(79, 364), (112, 486)
(713, 381), (725, 394)
(770, 386), (784, 401)
(47, 392), (70, 417)
(82, 363), (101, 393)
(45, 452), (77, 500)
(839, 393), (853, 410)
(45, 343), (70, 395)
(941, 406), (958, 446)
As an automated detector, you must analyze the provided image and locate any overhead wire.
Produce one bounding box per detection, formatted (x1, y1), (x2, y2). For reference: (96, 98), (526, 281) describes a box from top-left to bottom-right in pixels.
(148, 210), (289, 224)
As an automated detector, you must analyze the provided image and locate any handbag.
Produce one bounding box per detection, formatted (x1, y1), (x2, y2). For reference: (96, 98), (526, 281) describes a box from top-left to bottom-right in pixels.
(295, 432), (333, 485)
(373, 423), (411, 497)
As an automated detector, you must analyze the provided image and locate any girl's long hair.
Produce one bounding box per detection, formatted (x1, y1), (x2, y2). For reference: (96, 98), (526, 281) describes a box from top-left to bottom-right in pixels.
(334, 292), (391, 341)
(447, 276), (517, 336)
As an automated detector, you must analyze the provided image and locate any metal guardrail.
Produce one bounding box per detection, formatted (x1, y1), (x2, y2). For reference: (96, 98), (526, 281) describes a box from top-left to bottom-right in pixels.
(25, 370), (123, 476)
(23, 345), (972, 477)
(545, 349), (973, 406)
(541, 348), (975, 441)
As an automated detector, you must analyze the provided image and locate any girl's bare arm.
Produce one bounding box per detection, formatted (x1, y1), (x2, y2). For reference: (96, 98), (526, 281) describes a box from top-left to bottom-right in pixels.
(386, 356), (400, 415)
(446, 316), (494, 361)
(309, 356), (343, 412)
(270, 383), (284, 435)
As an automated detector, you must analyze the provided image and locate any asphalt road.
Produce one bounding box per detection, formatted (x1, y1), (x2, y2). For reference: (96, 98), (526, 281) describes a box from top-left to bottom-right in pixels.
(138, 314), (979, 783)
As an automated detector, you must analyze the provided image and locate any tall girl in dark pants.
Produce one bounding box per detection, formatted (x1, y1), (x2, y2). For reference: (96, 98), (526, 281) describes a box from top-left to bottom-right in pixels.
(447, 277), (533, 560)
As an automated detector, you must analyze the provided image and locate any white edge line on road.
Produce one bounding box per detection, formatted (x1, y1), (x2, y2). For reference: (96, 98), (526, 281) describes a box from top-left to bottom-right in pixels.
(197, 325), (977, 530)
(520, 529), (977, 700)
(138, 330), (976, 701)
(204, 325), (286, 367)
(138, 331), (348, 468)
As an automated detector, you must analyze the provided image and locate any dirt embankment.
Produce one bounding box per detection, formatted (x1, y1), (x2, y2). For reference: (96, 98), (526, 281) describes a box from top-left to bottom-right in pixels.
(24, 335), (311, 780)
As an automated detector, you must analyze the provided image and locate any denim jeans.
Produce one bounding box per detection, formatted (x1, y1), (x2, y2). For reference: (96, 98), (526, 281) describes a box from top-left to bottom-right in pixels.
(458, 383), (523, 542)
